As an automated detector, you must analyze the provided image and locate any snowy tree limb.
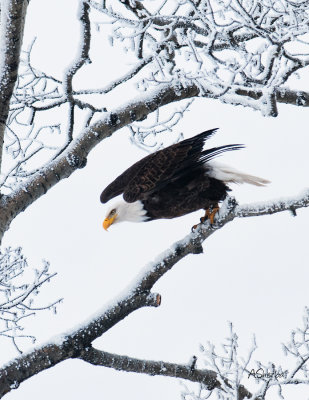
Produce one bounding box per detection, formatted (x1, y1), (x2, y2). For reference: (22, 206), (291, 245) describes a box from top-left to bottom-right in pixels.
(78, 346), (253, 400)
(2, 65), (307, 243)
(63, 2), (91, 99)
(0, 191), (308, 397)
(236, 87), (309, 108)
(0, 81), (199, 241)
(0, 292), (161, 397)
(0, 0), (28, 172)
(2, 0), (309, 241)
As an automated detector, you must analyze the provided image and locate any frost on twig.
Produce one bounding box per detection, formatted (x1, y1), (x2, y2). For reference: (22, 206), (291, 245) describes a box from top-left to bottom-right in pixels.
(181, 323), (257, 400)
(129, 99), (193, 151)
(89, 0), (309, 117)
(2, 0), (309, 195)
(182, 308), (309, 400)
(0, 247), (62, 353)
(0, 191), (308, 395)
(282, 307), (309, 381)
(4, 0), (309, 194)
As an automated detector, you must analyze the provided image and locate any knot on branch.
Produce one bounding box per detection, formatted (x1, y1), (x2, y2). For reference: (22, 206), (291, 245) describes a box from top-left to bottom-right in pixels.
(108, 113), (120, 127)
(62, 336), (89, 358)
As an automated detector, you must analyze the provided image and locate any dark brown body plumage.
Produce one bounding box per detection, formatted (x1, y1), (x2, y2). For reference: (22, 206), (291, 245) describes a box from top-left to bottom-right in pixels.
(101, 129), (243, 220)
(141, 173), (228, 220)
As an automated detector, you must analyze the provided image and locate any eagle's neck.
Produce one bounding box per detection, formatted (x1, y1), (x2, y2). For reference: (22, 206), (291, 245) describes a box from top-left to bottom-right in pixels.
(117, 200), (148, 223)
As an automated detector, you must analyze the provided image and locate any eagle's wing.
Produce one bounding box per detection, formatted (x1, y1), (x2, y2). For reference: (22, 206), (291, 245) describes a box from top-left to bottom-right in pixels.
(100, 129), (217, 203)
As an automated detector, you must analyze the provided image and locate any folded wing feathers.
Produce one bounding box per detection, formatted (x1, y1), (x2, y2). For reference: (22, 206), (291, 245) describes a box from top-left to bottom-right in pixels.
(199, 144), (245, 164)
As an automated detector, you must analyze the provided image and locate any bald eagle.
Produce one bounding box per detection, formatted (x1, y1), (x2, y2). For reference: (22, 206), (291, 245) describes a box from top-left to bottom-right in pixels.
(101, 129), (269, 230)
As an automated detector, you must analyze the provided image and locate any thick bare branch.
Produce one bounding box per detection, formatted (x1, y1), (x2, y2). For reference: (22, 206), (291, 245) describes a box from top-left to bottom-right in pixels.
(0, 292), (161, 398)
(0, 0), (28, 173)
(236, 87), (309, 108)
(0, 191), (308, 397)
(63, 2), (91, 98)
(0, 81), (199, 240)
(1, 70), (308, 241)
(79, 346), (252, 400)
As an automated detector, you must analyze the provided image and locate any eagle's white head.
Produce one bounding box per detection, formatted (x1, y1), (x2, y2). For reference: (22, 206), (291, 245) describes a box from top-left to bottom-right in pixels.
(103, 199), (148, 230)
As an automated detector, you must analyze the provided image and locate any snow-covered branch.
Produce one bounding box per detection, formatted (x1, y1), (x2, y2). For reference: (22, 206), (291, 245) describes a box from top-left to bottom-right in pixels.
(87, 0), (309, 116)
(1, 0), (309, 241)
(0, 190), (308, 396)
(0, 81), (199, 241)
(0, 0), (28, 171)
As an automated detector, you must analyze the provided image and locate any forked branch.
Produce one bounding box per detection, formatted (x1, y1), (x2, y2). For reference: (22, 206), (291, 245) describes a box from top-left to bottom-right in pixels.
(0, 191), (308, 398)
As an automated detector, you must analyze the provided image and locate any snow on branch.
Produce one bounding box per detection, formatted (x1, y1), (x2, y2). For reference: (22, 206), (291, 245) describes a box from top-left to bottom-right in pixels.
(0, 81), (199, 241)
(0, 190), (308, 397)
(0, 0), (29, 171)
(87, 0), (309, 116)
(1, 0), (309, 241)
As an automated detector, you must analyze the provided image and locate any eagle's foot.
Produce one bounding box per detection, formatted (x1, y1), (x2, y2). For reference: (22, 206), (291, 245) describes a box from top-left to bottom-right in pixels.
(191, 204), (219, 231)
(206, 205), (219, 225)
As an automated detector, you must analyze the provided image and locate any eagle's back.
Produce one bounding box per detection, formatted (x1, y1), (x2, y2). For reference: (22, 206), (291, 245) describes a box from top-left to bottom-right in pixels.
(100, 129), (218, 203)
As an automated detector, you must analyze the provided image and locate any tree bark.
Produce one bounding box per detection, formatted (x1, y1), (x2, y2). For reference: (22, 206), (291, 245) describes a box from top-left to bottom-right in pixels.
(0, 0), (28, 175)
(0, 192), (308, 398)
(0, 82), (199, 241)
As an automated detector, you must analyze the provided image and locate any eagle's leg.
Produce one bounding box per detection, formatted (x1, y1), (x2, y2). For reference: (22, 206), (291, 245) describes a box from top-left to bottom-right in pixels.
(191, 204), (219, 231)
(205, 204), (219, 225)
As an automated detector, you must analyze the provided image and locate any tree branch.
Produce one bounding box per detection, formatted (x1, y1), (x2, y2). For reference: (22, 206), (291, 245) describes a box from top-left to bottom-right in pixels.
(1, 69), (307, 241)
(79, 346), (253, 400)
(63, 1), (91, 99)
(235, 87), (309, 108)
(0, 292), (161, 398)
(0, 0), (28, 174)
(0, 191), (308, 397)
(0, 81), (199, 240)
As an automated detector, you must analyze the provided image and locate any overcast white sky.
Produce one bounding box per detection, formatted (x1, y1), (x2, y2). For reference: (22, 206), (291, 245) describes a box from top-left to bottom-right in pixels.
(1, 1), (309, 399)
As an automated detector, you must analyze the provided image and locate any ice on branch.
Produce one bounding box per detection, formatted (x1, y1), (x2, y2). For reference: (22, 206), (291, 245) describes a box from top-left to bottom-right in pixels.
(129, 100), (192, 151)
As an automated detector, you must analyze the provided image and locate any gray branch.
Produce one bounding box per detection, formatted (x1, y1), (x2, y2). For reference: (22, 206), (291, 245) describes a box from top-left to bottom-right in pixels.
(79, 346), (252, 400)
(0, 191), (308, 397)
(0, 81), (199, 241)
(0, 0), (28, 174)
(63, 2), (91, 99)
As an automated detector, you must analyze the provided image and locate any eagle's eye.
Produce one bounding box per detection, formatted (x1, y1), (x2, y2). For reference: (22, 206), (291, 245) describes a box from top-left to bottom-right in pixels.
(110, 209), (116, 216)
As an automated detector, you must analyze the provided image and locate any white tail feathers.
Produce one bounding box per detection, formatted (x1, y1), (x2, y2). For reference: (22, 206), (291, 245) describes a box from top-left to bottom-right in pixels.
(208, 162), (270, 186)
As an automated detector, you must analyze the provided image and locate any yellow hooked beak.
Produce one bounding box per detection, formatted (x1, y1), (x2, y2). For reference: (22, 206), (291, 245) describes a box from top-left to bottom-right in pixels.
(103, 214), (117, 231)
